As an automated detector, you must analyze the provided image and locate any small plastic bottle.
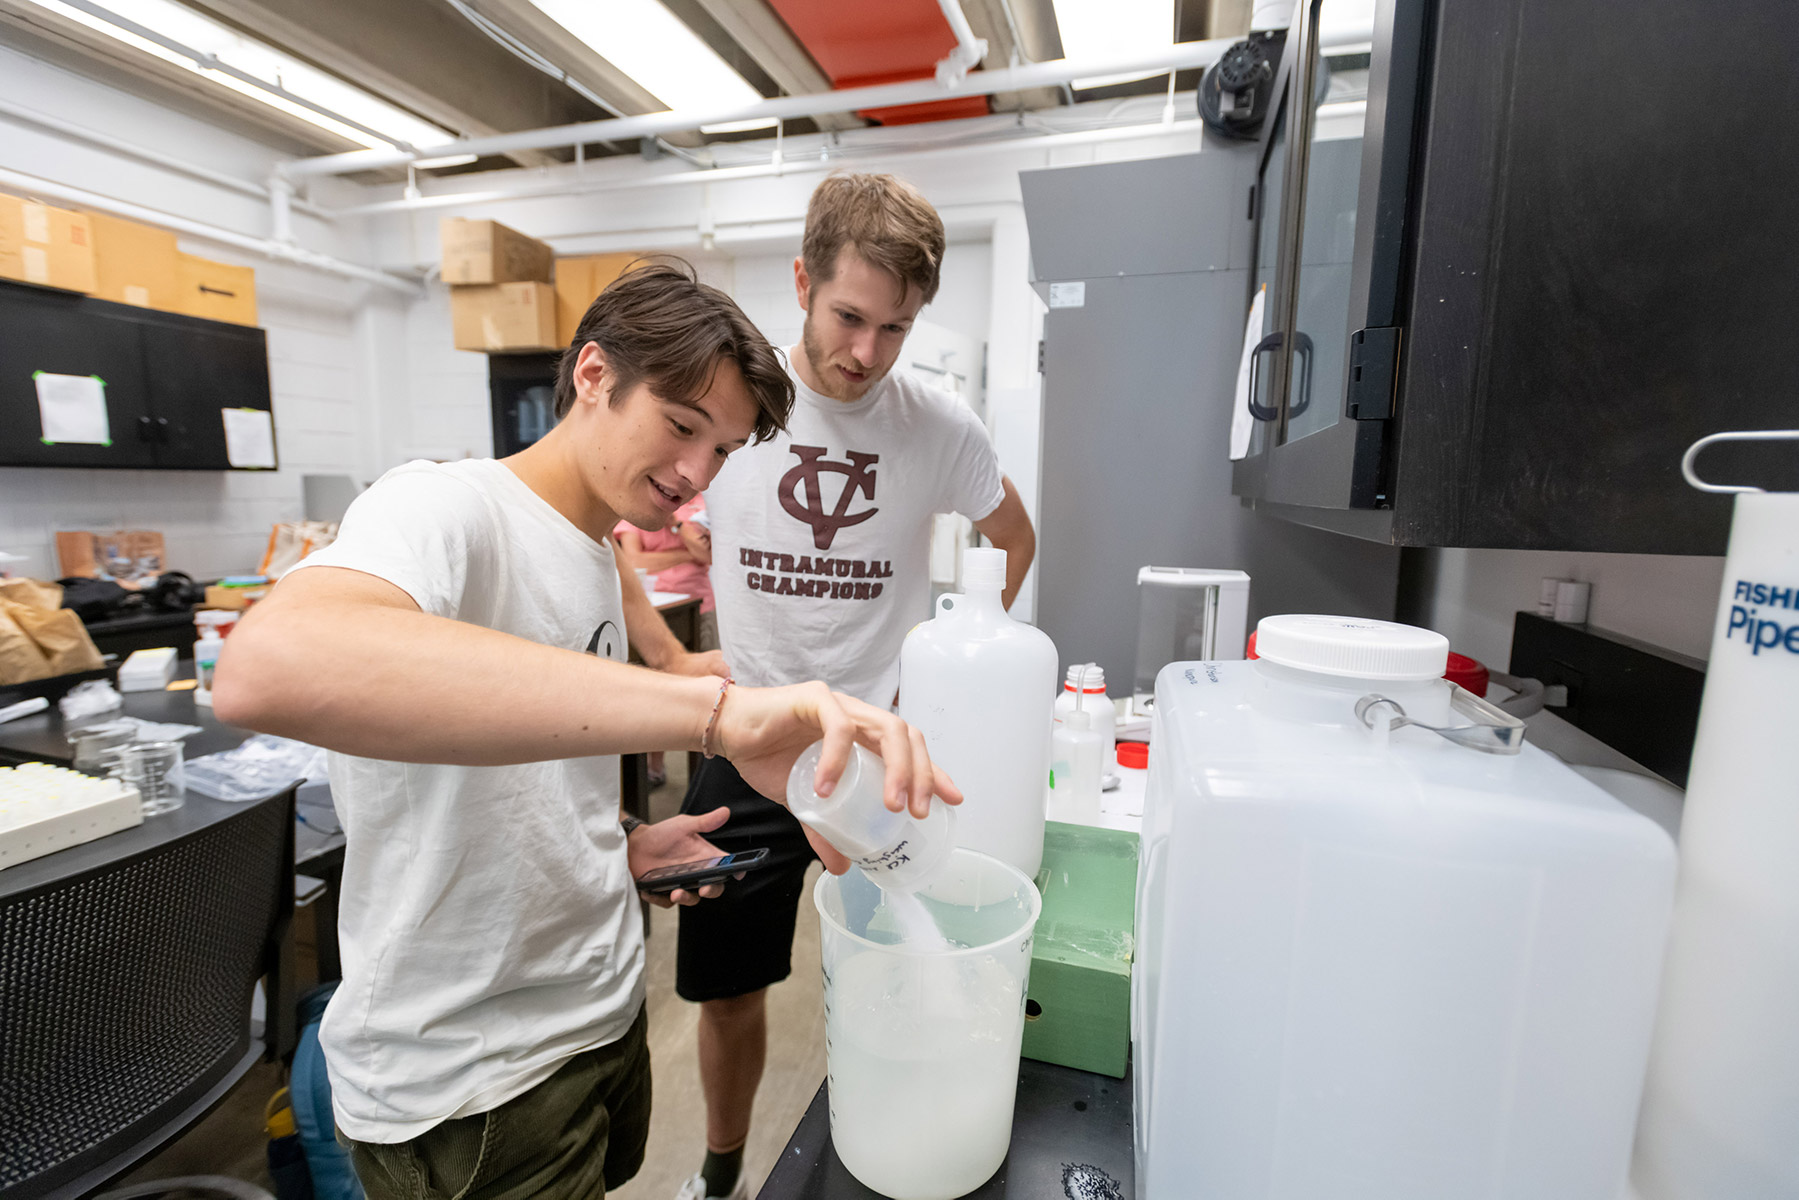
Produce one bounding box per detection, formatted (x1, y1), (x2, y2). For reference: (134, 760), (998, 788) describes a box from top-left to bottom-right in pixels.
(1053, 663), (1116, 766)
(192, 619), (225, 708)
(786, 741), (956, 891)
(1050, 705), (1104, 822)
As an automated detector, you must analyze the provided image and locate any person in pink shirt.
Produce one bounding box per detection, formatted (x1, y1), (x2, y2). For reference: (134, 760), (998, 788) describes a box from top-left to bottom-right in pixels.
(616, 496), (717, 784)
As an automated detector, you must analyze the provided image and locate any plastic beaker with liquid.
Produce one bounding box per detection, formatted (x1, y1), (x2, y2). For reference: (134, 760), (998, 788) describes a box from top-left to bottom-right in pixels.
(814, 847), (1041, 1200)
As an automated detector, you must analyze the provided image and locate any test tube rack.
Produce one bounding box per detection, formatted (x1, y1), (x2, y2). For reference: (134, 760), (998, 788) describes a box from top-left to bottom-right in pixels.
(0, 762), (144, 870)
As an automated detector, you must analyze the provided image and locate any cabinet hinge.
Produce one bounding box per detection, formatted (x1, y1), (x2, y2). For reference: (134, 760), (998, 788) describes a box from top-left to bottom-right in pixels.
(1346, 326), (1401, 421)
(1037, 339), (1046, 374)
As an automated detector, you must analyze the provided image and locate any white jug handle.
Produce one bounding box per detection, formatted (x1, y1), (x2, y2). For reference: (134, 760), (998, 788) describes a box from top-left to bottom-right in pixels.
(1681, 429), (1799, 494)
(1355, 685), (1528, 756)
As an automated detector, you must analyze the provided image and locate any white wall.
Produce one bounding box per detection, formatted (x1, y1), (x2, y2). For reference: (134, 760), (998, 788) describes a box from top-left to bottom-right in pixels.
(395, 284), (493, 462)
(0, 34), (381, 579)
(1411, 548), (1726, 668)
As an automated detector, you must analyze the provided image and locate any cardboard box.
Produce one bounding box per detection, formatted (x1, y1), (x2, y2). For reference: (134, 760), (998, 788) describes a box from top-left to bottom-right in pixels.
(441, 218), (553, 285)
(176, 253), (258, 326)
(451, 281), (559, 353)
(553, 253), (641, 346)
(203, 584), (268, 611)
(1020, 821), (1139, 1078)
(0, 194), (97, 293)
(87, 212), (181, 309)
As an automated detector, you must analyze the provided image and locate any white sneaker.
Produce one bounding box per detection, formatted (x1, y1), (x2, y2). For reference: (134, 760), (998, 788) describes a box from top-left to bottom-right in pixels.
(674, 1170), (749, 1200)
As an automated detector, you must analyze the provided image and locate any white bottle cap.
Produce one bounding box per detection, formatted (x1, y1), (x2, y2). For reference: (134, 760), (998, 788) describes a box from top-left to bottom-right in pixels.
(962, 547), (1007, 589)
(1254, 614), (1449, 681)
(1065, 708), (1092, 730)
(1065, 663), (1106, 691)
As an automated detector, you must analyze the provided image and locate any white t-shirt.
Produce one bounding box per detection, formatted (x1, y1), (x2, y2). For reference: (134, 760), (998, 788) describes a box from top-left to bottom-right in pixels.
(290, 459), (642, 1144)
(706, 354), (1005, 705)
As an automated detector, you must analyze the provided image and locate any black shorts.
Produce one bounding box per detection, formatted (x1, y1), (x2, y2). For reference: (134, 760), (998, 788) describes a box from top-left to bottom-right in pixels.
(675, 755), (819, 1003)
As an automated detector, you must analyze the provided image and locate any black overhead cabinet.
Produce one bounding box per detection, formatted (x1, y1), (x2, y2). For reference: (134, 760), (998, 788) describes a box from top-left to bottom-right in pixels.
(0, 279), (275, 471)
(1232, 0), (1799, 554)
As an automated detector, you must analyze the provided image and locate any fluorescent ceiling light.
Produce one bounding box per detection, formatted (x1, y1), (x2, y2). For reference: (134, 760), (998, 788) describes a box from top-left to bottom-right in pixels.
(21, 0), (456, 152)
(410, 153), (479, 170)
(526, 0), (774, 134)
(1051, 0), (1174, 90)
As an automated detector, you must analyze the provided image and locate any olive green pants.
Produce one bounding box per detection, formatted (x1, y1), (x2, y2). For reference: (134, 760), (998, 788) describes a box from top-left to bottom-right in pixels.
(343, 1006), (651, 1200)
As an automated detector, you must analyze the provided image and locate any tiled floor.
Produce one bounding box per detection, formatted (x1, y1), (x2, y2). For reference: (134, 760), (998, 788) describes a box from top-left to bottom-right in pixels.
(118, 753), (827, 1200)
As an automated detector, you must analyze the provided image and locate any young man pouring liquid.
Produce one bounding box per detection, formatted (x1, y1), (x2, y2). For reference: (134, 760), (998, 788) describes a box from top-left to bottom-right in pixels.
(214, 261), (959, 1200)
(674, 175), (1037, 1200)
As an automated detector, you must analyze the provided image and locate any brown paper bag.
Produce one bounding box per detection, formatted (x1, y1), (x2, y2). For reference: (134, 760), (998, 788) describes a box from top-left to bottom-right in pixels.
(3, 600), (105, 675)
(0, 605), (54, 684)
(0, 577), (62, 612)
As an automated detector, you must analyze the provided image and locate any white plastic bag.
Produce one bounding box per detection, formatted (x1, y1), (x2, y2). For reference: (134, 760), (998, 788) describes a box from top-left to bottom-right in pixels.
(58, 679), (122, 721)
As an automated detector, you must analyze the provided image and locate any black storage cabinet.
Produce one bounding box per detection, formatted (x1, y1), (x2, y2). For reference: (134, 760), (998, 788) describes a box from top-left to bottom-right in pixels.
(489, 351), (560, 457)
(1231, 0), (1799, 553)
(0, 280), (275, 471)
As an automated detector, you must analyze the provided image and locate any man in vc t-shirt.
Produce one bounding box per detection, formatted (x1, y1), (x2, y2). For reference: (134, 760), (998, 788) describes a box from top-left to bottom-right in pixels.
(675, 173), (1037, 1200)
(213, 261), (960, 1200)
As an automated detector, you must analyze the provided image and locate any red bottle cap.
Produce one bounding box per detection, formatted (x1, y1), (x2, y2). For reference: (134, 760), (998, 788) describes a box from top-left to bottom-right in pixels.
(1117, 741), (1149, 770)
(1444, 651), (1489, 698)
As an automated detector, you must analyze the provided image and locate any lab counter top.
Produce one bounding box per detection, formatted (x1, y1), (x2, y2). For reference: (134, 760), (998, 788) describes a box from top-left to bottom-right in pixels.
(758, 1058), (1133, 1200)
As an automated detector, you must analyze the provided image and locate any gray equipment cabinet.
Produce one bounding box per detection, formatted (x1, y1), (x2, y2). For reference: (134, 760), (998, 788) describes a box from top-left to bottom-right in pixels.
(1021, 151), (1401, 692)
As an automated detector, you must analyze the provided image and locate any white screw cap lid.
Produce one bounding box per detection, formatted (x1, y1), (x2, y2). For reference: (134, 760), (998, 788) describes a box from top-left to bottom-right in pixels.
(1255, 614), (1449, 681)
(1065, 663), (1105, 690)
(963, 547), (1007, 589)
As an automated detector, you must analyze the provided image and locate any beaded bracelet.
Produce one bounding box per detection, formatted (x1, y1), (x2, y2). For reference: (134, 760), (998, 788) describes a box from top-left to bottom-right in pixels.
(701, 675), (734, 759)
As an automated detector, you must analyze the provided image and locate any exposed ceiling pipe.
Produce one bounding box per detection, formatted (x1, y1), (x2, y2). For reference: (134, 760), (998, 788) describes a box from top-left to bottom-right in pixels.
(279, 38), (1239, 179)
(330, 111), (1207, 218)
(0, 95), (335, 219)
(935, 0), (990, 85)
(0, 165), (419, 294)
(53, 0), (421, 151)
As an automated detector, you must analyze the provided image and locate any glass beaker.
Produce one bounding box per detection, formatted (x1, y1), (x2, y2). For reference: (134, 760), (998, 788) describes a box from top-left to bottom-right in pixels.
(787, 741), (955, 891)
(814, 847), (1041, 1200)
(110, 740), (186, 816)
(67, 720), (137, 774)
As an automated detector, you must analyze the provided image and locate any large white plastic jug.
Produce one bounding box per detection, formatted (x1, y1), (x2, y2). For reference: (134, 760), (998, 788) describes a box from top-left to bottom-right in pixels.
(899, 548), (1058, 879)
(1133, 615), (1678, 1200)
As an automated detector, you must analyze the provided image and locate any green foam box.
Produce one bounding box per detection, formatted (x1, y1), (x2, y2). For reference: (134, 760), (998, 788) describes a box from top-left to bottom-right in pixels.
(1022, 820), (1139, 1078)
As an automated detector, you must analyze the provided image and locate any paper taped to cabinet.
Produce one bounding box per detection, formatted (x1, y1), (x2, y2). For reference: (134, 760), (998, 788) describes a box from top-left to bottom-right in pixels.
(35, 372), (111, 446)
(222, 407), (276, 469)
(1230, 287), (1265, 461)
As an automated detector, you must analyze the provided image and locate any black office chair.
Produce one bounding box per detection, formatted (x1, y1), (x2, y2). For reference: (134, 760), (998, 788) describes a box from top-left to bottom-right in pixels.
(0, 786), (298, 1200)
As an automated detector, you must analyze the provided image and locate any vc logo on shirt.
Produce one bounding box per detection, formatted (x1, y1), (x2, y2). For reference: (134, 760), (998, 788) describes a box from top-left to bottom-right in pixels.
(779, 445), (880, 550)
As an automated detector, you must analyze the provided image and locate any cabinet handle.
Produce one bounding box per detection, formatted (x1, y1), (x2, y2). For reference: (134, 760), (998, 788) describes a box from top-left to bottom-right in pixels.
(1287, 331), (1315, 418)
(1246, 331), (1285, 421)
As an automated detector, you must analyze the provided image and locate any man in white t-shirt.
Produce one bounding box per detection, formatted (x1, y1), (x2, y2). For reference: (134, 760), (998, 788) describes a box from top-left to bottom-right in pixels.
(212, 261), (960, 1200)
(674, 173), (1037, 1200)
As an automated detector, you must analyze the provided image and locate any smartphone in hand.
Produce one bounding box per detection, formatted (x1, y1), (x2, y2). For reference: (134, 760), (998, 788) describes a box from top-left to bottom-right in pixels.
(635, 847), (771, 894)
